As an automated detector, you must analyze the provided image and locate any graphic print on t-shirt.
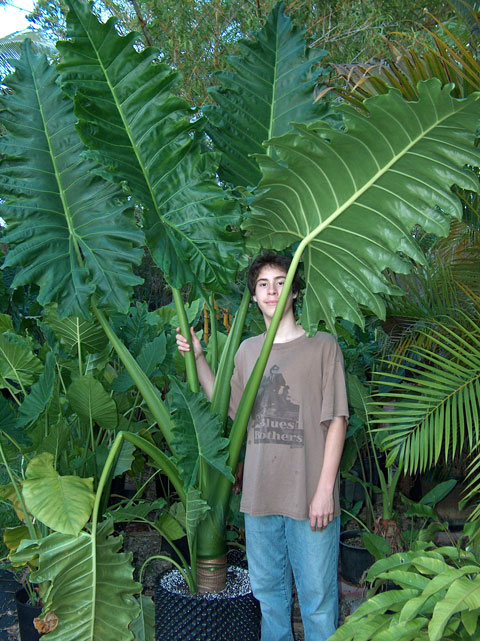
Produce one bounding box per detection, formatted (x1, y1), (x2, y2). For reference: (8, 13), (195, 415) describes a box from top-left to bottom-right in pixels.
(251, 364), (302, 447)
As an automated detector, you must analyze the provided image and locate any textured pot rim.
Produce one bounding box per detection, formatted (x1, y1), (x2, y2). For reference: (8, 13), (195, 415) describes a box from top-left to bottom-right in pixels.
(339, 529), (369, 550)
(157, 565), (253, 600)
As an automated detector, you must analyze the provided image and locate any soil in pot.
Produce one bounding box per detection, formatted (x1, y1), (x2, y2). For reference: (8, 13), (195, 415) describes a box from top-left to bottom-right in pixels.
(340, 530), (375, 586)
(155, 566), (260, 641)
(15, 589), (41, 641)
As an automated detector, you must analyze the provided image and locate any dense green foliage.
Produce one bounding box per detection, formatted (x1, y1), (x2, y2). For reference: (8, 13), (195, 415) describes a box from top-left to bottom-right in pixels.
(1, 2), (480, 640)
(330, 536), (480, 641)
(25, 0), (453, 104)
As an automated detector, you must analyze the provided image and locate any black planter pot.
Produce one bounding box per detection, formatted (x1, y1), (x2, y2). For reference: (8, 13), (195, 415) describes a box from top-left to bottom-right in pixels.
(339, 530), (375, 586)
(15, 588), (41, 641)
(155, 566), (260, 641)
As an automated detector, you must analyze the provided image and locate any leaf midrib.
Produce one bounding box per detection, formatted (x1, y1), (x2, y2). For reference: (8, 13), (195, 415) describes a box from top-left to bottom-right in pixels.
(28, 47), (84, 269)
(76, 9), (158, 232)
(297, 95), (476, 253)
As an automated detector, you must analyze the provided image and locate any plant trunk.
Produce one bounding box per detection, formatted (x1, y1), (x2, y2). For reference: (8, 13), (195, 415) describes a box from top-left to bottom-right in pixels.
(197, 557), (227, 593)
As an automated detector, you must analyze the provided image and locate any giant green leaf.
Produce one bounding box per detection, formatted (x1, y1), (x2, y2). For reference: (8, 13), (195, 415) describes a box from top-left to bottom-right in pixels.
(11, 521), (140, 641)
(56, 0), (243, 295)
(68, 374), (118, 430)
(22, 452), (94, 535)
(247, 80), (480, 334)
(0, 41), (144, 319)
(169, 378), (234, 490)
(204, 2), (329, 187)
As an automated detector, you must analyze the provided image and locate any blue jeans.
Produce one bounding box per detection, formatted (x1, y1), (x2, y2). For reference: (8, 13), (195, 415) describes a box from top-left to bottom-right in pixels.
(244, 514), (339, 641)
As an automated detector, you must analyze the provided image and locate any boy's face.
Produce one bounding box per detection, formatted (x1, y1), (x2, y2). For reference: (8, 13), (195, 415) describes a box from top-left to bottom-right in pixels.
(253, 264), (296, 323)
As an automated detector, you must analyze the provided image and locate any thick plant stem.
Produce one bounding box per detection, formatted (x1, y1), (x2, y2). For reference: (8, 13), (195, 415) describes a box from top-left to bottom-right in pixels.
(89, 414), (97, 484)
(207, 295), (218, 372)
(93, 304), (176, 450)
(196, 289), (250, 569)
(89, 433), (126, 627)
(197, 556), (227, 593)
(172, 287), (200, 393)
(210, 286), (251, 423)
(92, 433), (125, 529)
(196, 502), (228, 560)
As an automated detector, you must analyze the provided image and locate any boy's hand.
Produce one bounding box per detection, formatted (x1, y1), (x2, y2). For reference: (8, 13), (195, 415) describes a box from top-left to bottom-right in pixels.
(309, 488), (334, 531)
(176, 327), (203, 360)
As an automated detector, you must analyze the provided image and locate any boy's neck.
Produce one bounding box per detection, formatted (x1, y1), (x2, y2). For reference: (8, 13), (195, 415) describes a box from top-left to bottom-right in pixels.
(264, 312), (305, 343)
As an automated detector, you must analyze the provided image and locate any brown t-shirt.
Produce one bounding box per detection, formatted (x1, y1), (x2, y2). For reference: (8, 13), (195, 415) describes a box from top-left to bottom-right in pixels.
(230, 332), (349, 520)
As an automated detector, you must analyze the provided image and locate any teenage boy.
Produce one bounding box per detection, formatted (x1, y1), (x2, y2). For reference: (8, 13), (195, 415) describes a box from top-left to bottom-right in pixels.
(176, 252), (348, 641)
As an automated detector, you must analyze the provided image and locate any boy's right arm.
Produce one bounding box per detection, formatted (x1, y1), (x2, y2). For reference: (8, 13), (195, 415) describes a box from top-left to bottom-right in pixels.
(176, 327), (215, 400)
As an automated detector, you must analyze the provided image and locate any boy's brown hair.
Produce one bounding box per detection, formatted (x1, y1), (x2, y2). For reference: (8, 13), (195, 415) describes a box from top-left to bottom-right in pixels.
(247, 251), (302, 298)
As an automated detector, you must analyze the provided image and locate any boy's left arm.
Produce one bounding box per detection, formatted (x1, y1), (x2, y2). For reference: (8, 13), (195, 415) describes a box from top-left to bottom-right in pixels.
(309, 416), (347, 531)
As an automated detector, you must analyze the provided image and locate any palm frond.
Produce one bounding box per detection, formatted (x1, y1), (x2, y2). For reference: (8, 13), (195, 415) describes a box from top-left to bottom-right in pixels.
(371, 314), (480, 478)
(331, 5), (480, 108)
(381, 220), (480, 362)
(463, 446), (480, 519)
(385, 264), (460, 319)
(331, 39), (461, 109)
